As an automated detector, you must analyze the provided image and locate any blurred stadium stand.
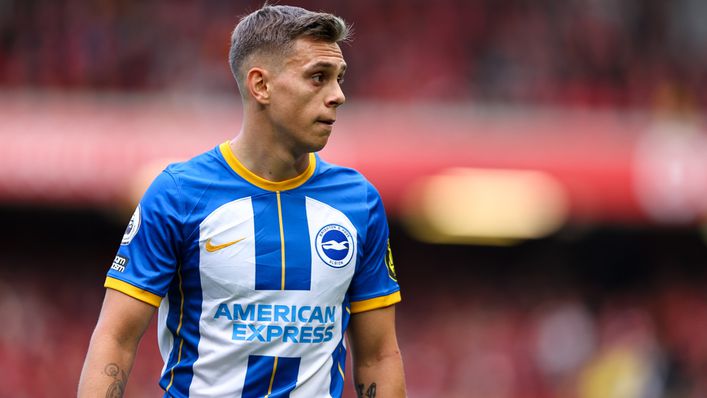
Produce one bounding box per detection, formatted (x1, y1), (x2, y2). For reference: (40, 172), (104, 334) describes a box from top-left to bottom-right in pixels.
(3, 0), (707, 107)
(1, 0), (707, 397)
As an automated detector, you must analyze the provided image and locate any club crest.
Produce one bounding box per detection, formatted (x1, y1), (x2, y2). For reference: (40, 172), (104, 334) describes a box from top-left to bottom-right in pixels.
(316, 224), (354, 268)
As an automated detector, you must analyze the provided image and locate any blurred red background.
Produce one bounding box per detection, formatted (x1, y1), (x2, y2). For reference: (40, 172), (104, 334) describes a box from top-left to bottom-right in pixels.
(1, 1), (707, 397)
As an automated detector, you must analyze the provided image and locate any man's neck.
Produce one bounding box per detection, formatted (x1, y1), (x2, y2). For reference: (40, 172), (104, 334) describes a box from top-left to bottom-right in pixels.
(229, 130), (311, 183)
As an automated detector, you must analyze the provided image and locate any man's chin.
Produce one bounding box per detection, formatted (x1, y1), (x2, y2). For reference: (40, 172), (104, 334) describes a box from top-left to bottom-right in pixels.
(306, 136), (330, 153)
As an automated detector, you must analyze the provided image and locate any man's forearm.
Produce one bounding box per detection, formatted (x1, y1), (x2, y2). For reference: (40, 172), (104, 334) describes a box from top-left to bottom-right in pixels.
(79, 289), (155, 397)
(77, 331), (137, 397)
(353, 350), (406, 398)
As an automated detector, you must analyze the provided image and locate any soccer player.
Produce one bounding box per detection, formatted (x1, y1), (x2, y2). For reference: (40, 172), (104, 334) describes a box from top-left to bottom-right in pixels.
(78, 4), (406, 398)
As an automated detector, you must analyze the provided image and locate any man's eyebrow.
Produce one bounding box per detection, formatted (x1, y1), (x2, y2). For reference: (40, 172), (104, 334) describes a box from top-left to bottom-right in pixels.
(306, 61), (347, 72)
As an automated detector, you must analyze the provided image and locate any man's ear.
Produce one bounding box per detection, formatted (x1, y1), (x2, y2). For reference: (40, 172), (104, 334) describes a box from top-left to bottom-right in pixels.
(246, 67), (270, 105)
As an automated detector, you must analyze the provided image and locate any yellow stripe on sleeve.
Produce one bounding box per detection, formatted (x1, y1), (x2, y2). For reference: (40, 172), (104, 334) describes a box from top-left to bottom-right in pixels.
(350, 291), (401, 314)
(104, 277), (163, 307)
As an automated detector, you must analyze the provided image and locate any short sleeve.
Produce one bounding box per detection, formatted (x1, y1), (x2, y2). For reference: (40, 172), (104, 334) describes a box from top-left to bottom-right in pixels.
(348, 183), (401, 314)
(105, 170), (183, 307)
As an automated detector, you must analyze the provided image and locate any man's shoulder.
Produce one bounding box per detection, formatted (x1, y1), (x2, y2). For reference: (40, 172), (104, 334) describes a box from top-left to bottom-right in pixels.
(313, 155), (383, 204)
(315, 155), (372, 187)
(160, 144), (234, 186)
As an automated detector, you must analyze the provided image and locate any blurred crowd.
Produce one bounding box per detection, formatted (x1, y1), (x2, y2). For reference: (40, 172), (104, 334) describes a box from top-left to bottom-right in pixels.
(3, 259), (707, 398)
(2, 0), (707, 109)
(2, 1), (707, 396)
(2, 218), (707, 398)
(399, 281), (707, 398)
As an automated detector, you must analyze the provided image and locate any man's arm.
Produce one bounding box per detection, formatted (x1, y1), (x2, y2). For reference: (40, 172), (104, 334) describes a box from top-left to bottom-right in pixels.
(347, 305), (406, 398)
(78, 288), (156, 397)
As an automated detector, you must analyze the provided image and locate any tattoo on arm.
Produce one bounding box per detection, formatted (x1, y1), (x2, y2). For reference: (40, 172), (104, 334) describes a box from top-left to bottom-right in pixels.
(356, 383), (377, 398)
(104, 363), (127, 398)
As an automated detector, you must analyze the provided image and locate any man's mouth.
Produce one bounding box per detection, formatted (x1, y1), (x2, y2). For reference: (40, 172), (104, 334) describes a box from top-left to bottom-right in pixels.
(317, 119), (335, 125)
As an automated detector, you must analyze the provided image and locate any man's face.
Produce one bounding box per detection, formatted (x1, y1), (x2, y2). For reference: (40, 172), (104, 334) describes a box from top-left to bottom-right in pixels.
(266, 37), (347, 154)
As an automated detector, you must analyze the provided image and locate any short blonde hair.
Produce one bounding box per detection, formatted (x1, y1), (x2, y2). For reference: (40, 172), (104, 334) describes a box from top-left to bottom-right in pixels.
(229, 4), (351, 93)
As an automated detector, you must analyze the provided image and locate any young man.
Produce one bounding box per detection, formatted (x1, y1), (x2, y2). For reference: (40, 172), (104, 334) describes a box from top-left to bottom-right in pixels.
(78, 5), (406, 398)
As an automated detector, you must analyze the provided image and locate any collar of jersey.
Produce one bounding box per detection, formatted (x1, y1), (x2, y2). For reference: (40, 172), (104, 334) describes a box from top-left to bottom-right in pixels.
(219, 141), (316, 191)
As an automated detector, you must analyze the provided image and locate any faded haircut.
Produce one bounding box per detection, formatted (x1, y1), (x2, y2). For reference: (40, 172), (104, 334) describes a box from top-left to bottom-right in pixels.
(229, 4), (351, 94)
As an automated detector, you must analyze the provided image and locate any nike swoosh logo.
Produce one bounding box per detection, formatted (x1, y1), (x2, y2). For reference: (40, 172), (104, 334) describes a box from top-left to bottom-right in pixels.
(205, 237), (246, 252)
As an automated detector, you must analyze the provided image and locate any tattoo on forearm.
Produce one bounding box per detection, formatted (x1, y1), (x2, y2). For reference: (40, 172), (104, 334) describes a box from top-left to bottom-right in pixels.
(356, 383), (377, 398)
(104, 363), (127, 398)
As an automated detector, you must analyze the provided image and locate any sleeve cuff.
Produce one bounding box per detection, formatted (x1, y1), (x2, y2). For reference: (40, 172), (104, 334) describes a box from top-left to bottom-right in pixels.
(350, 291), (401, 314)
(105, 276), (163, 307)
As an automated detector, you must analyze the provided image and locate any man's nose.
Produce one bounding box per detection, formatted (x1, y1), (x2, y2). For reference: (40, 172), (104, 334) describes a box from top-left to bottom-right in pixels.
(326, 83), (346, 108)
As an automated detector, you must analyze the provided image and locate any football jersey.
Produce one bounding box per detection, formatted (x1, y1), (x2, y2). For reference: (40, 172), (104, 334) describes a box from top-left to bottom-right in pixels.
(105, 142), (401, 398)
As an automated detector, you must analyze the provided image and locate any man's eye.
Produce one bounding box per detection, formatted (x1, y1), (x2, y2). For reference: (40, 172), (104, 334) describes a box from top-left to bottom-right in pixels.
(337, 76), (345, 85)
(312, 74), (324, 83)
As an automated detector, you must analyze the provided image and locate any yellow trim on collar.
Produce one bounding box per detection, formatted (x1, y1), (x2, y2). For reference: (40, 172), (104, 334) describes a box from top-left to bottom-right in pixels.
(350, 291), (402, 314)
(219, 142), (316, 191)
(105, 277), (162, 307)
